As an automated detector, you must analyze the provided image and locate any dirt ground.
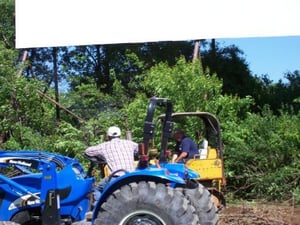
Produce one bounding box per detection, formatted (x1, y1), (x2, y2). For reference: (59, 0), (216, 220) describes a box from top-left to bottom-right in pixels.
(219, 202), (300, 225)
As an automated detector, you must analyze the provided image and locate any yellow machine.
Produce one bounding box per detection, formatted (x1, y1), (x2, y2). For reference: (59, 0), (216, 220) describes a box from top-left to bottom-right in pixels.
(159, 112), (226, 208)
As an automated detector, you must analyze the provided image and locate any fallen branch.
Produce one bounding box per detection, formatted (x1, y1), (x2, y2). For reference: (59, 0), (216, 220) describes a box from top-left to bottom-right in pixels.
(36, 89), (85, 122)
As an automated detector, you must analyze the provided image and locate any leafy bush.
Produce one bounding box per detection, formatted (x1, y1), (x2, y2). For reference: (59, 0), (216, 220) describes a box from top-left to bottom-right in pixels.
(224, 108), (300, 202)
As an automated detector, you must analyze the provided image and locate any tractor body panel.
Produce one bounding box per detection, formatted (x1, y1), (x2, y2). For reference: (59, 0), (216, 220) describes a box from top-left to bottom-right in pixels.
(0, 150), (94, 223)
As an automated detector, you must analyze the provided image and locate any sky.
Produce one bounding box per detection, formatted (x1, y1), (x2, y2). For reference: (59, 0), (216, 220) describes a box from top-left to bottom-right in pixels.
(217, 36), (300, 83)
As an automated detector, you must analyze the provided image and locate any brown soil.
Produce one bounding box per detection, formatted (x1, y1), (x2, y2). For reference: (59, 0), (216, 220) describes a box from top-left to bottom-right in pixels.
(219, 203), (300, 225)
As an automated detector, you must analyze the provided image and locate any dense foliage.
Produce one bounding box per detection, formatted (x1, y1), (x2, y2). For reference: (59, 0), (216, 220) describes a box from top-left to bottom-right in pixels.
(0, 0), (299, 203)
(224, 109), (300, 202)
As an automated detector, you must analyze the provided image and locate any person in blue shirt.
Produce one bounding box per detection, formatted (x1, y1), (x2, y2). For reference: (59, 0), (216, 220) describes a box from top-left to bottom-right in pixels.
(171, 129), (199, 163)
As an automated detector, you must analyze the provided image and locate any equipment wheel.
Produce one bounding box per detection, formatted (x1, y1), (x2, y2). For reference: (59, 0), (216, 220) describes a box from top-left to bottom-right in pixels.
(94, 181), (199, 225)
(71, 222), (91, 225)
(0, 222), (21, 225)
(183, 181), (219, 225)
(10, 210), (40, 225)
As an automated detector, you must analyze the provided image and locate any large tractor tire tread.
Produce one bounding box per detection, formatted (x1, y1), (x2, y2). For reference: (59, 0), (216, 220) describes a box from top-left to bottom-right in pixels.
(0, 222), (21, 225)
(180, 183), (219, 225)
(94, 181), (199, 225)
(10, 210), (37, 225)
(72, 222), (91, 225)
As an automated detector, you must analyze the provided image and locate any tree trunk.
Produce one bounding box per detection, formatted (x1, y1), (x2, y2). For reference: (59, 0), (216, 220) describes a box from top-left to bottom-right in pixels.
(210, 39), (216, 73)
(193, 40), (204, 73)
(193, 40), (200, 62)
(52, 47), (60, 122)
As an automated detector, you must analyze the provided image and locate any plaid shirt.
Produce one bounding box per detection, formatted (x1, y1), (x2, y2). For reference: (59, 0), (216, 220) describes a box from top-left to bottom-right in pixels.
(85, 138), (138, 175)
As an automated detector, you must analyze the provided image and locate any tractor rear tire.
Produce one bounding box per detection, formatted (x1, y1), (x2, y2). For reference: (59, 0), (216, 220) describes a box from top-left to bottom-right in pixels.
(0, 222), (21, 225)
(71, 222), (91, 225)
(94, 181), (199, 225)
(183, 182), (219, 225)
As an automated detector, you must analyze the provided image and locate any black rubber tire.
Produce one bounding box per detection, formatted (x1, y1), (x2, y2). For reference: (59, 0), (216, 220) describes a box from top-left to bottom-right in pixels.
(10, 210), (40, 225)
(71, 222), (91, 225)
(182, 183), (219, 225)
(0, 222), (21, 225)
(94, 181), (199, 225)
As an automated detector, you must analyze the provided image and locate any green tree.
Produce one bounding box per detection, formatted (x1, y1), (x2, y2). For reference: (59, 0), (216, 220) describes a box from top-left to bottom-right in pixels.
(0, 42), (57, 149)
(253, 71), (300, 114)
(65, 42), (193, 94)
(126, 57), (253, 141)
(284, 70), (300, 112)
(0, 0), (15, 49)
(201, 43), (259, 98)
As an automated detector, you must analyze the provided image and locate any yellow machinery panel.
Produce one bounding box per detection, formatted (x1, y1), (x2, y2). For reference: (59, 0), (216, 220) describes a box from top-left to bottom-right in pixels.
(186, 158), (223, 180)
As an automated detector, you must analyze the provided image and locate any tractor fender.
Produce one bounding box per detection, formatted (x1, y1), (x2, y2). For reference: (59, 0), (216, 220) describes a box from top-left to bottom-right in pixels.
(160, 163), (200, 179)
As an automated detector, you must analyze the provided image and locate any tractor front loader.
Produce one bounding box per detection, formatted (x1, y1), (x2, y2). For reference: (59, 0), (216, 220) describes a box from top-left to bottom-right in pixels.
(0, 151), (94, 225)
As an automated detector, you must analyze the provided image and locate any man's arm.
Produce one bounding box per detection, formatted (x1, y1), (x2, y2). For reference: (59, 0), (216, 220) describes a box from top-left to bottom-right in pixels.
(174, 152), (188, 163)
(85, 145), (101, 156)
(171, 153), (178, 163)
(132, 142), (139, 154)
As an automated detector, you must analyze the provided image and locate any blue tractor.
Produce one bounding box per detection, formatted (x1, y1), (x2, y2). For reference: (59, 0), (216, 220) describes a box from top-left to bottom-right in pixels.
(0, 97), (218, 225)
